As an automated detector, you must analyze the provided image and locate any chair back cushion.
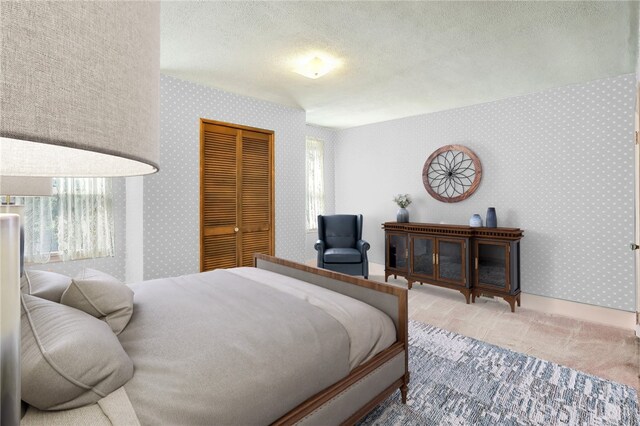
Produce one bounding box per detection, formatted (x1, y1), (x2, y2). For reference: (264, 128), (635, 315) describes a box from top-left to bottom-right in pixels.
(320, 215), (358, 249)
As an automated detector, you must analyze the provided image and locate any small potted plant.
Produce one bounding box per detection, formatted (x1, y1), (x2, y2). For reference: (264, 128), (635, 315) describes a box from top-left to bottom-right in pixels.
(393, 194), (412, 223)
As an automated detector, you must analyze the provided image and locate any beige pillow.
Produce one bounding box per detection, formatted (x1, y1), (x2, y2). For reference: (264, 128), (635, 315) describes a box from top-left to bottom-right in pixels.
(61, 268), (134, 335)
(22, 269), (72, 302)
(21, 294), (134, 411)
(20, 273), (29, 294)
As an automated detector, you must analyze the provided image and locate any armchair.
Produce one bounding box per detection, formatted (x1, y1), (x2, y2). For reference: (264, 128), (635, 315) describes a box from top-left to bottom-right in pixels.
(314, 214), (370, 279)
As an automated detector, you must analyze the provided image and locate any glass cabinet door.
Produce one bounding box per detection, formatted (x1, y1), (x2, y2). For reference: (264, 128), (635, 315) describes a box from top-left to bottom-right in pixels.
(411, 235), (435, 278)
(436, 238), (466, 284)
(476, 241), (509, 291)
(387, 233), (408, 271)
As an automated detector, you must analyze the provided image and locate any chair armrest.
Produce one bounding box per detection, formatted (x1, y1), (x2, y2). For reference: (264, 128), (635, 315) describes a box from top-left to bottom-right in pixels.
(357, 240), (370, 254)
(314, 240), (325, 268)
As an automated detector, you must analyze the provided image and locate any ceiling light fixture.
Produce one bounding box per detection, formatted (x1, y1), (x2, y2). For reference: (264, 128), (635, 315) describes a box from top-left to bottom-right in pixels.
(292, 54), (340, 79)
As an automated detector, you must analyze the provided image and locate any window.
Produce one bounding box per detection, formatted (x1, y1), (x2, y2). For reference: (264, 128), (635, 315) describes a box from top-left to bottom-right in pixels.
(306, 137), (325, 230)
(21, 178), (115, 263)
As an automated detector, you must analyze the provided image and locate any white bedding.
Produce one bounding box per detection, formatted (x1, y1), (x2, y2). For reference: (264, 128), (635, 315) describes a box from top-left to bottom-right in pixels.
(228, 267), (396, 370)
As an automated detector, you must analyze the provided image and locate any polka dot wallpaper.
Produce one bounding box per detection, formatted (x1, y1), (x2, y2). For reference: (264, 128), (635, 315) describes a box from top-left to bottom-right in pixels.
(143, 75), (307, 280)
(35, 73), (635, 312)
(335, 74), (637, 311)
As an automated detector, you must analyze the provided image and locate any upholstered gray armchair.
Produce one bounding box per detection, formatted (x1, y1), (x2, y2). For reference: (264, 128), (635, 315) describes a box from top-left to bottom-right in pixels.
(314, 214), (370, 279)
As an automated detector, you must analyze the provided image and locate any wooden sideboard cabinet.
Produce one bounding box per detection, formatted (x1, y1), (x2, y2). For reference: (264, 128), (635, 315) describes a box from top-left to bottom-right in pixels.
(383, 222), (524, 311)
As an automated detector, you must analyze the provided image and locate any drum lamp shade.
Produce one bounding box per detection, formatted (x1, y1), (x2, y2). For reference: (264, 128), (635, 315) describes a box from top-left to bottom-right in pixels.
(0, 2), (160, 177)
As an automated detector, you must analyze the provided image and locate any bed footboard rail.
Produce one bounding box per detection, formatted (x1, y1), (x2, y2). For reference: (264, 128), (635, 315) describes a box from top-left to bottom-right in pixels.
(254, 254), (409, 425)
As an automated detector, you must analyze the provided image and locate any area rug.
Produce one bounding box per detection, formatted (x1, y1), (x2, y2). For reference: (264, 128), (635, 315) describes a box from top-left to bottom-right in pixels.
(359, 320), (639, 426)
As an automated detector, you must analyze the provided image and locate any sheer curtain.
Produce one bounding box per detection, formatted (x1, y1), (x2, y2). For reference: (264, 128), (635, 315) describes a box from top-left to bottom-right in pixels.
(306, 137), (325, 230)
(23, 196), (55, 263)
(23, 178), (115, 262)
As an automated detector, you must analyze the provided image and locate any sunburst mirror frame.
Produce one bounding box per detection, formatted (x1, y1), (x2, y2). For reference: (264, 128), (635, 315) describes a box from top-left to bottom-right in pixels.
(422, 144), (482, 203)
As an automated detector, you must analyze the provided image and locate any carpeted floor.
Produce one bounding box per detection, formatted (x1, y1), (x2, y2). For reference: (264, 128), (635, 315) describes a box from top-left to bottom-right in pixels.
(360, 321), (639, 426)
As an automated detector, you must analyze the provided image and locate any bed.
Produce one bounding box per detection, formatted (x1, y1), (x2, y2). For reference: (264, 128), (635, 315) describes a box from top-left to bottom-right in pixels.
(20, 254), (409, 425)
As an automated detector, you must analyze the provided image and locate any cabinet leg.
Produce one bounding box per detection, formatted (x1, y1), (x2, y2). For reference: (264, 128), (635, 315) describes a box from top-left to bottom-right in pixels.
(394, 274), (397, 279)
(384, 273), (389, 283)
(506, 296), (516, 313)
(407, 281), (413, 290)
(471, 292), (477, 303)
(462, 290), (471, 304)
(400, 383), (408, 404)
(517, 294), (521, 307)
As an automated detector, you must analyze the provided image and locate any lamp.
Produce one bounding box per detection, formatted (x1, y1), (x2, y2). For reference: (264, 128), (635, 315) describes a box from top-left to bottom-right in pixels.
(292, 54), (340, 79)
(0, 177), (54, 276)
(0, 178), (53, 199)
(0, 2), (160, 425)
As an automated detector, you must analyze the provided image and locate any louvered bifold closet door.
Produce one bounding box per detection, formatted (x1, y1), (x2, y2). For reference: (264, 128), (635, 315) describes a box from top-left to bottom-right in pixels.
(201, 123), (240, 270)
(200, 120), (274, 272)
(239, 130), (273, 266)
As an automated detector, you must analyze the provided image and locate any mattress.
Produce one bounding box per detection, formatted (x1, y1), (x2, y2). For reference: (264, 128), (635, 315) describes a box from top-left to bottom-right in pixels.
(117, 268), (396, 425)
(227, 267), (396, 369)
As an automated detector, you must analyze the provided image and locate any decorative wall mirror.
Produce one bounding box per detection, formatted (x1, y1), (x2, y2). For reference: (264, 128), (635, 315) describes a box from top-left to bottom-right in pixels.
(422, 144), (482, 203)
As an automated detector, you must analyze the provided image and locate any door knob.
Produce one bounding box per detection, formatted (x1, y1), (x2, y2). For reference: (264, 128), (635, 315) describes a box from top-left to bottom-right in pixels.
(234, 227), (239, 232)
(631, 243), (640, 251)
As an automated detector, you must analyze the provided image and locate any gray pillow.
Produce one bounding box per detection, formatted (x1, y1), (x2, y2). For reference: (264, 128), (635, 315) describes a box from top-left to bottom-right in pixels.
(21, 294), (134, 411)
(20, 273), (29, 294)
(61, 268), (134, 335)
(21, 269), (72, 302)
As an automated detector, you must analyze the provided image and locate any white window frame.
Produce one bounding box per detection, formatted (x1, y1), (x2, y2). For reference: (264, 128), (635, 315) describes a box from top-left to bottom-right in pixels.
(306, 136), (325, 231)
(22, 177), (115, 264)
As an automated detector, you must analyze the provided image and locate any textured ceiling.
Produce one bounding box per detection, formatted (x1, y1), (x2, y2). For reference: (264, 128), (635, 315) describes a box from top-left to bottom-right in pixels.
(161, 1), (638, 129)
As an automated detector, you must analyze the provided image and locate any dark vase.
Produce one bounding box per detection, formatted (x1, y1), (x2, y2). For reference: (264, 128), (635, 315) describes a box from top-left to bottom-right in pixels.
(486, 207), (497, 228)
(397, 208), (409, 223)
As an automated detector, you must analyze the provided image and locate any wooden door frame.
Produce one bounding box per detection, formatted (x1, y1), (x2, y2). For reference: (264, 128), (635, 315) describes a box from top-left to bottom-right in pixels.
(199, 118), (275, 271)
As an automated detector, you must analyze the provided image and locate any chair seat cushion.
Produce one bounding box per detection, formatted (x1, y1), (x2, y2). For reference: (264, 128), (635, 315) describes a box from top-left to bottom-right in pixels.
(324, 248), (362, 264)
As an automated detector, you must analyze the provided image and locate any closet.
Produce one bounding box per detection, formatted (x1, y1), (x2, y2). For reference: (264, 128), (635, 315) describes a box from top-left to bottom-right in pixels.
(200, 119), (274, 271)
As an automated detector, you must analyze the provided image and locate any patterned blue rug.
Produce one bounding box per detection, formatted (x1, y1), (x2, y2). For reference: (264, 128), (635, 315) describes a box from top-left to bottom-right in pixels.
(360, 321), (639, 425)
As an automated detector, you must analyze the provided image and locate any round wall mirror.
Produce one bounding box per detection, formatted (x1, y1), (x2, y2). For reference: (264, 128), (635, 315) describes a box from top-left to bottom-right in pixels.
(422, 144), (482, 203)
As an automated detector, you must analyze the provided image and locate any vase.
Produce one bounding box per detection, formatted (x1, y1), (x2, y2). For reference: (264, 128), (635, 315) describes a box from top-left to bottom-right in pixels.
(469, 214), (482, 227)
(397, 208), (409, 223)
(486, 207), (497, 228)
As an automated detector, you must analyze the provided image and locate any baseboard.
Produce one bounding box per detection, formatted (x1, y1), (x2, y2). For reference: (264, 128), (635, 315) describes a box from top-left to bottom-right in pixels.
(520, 292), (635, 330)
(365, 261), (636, 331)
(306, 259), (637, 330)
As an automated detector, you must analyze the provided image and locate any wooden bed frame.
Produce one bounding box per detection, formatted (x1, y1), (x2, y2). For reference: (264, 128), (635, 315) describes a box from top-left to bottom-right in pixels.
(254, 254), (409, 425)
(21, 255), (408, 425)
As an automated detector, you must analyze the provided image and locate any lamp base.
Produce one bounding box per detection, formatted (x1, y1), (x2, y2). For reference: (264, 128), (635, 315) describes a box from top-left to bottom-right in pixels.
(0, 214), (21, 426)
(0, 205), (24, 276)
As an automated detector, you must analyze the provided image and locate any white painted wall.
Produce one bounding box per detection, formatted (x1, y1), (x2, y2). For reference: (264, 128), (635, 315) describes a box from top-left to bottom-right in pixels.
(335, 74), (637, 311)
(125, 176), (144, 283)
